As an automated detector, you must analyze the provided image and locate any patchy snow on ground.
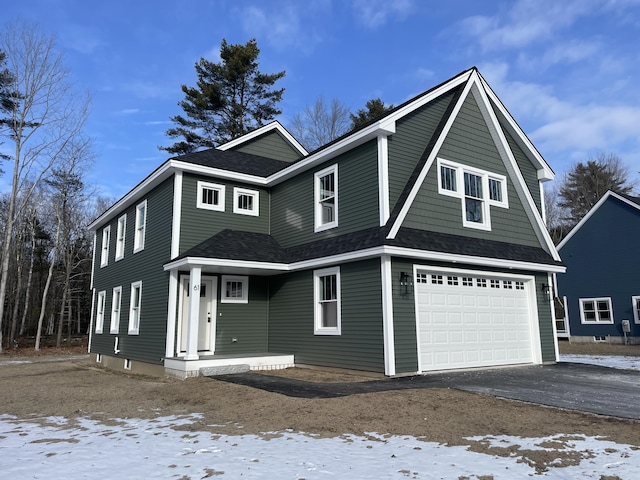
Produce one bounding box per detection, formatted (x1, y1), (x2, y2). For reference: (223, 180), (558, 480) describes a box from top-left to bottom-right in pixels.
(1, 413), (639, 479)
(559, 354), (640, 371)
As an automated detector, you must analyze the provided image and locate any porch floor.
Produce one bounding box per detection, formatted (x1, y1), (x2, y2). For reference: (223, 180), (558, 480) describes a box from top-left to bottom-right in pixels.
(164, 352), (295, 379)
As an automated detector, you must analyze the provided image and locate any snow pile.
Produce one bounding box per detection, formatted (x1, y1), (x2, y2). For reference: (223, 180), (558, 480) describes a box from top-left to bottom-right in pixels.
(559, 354), (640, 371)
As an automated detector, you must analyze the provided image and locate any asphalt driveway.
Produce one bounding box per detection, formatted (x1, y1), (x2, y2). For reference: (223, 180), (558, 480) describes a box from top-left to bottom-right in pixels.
(211, 362), (640, 420)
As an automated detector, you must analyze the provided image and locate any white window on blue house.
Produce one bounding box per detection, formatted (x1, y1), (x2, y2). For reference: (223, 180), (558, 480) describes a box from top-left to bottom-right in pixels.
(221, 275), (249, 303)
(437, 158), (508, 231)
(95, 290), (106, 334)
(197, 181), (225, 211)
(115, 214), (126, 261)
(579, 297), (614, 324)
(233, 187), (259, 216)
(314, 267), (341, 335)
(134, 200), (147, 253)
(100, 226), (111, 267)
(128, 281), (142, 334)
(314, 164), (338, 232)
(110, 286), (122, 334)
(632, 296), (640, 324)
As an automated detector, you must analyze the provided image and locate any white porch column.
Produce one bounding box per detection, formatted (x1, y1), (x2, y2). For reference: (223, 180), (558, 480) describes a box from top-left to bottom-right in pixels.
(165, 270), (178, 359)
(184, 266), (201, 360)
(381, 255), (396, 376)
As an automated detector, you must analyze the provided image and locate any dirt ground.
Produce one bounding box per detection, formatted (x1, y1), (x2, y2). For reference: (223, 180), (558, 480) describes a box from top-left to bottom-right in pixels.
(1, 339), (639, 474)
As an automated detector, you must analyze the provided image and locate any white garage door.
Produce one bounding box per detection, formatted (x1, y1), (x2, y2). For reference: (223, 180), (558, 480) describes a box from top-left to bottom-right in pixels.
(416, 270), (534, 371)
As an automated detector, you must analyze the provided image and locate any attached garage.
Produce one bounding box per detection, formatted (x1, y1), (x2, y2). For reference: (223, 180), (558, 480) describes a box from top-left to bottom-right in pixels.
(415, 268), (541, 372)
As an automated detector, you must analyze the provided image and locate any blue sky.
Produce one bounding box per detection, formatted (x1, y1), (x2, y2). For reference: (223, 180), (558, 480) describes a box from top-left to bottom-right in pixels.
(2, 0), (640, 199)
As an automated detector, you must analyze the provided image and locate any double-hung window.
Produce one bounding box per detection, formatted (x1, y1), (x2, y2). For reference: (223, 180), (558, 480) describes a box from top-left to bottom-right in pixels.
(632, 296), (640, 324)
(221, 275), (249, 303)
(197, 181), (225, 211)
(579, 297), (613, 324)
(95, 291), (106, 334)
(128, 281), (142, 334)
(134, 201), (146, 253)
(100, 226), (111, 267)
(314, 164), (338, 232)
(314, 267), (341, 335)
(437, 158), (508, 231)
(110, 286), (122, 334)
(115, 215), (126, 261)
(233, 187), (259, 216)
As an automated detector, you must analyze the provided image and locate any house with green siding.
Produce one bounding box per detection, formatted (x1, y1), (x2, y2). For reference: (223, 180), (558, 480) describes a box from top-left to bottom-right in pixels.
(88, 67), (565, 378)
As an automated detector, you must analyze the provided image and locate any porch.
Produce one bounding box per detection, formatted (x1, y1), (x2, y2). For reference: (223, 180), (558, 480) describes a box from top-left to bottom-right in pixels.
(164, 352), (295, 379)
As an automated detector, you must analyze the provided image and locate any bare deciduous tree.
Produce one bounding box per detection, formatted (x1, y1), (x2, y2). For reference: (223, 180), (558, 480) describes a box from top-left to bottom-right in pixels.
(289, 96), (351, 151)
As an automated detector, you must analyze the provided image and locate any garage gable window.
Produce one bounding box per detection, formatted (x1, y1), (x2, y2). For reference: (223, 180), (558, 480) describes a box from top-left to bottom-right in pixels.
(437, 158), (508, 231)
(314, 267), (341, 335)
(579, 297), (613, 324)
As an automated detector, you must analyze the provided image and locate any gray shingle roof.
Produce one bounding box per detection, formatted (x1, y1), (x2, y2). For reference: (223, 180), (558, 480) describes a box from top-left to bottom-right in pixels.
(174, 148), (292, 177)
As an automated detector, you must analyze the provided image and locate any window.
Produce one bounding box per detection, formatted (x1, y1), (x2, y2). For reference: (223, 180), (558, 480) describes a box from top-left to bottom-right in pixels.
(134, 201), (146, 253)
(197, 181), (225, 211)
(221, 275), (249, 303)
(232, 187), (259, 216)
(314, 164), (338, 232)
(115, 215), (126, 261)
(632, 296), (640, 324)
(95, 291), (106, 334)
(436, 158), (508, 230)
(579, 297), (613, 324)
(110, 286), (122, 334)
(100, 226), (111, 267)
(314, 267), (341, 335)
(128, 281), (142, 334)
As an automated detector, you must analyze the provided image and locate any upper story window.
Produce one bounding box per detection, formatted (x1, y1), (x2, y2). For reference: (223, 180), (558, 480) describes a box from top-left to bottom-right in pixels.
(233, 187), (259, 216)
(110, 286), (122, 334)
(579, 297), (613, 324)
(221, 275), (249, 303)
(134, 200), (147, 253)
(314, 164), (338, 232)
(197, 181), (225, 212)
(128, 281), (143, 334)
(314, 266), (341, 335)
(115, 214), (126, 261)
(100, 226), (111, 267)
(95, 290), (106, 334)
(437, 158), (508, 231)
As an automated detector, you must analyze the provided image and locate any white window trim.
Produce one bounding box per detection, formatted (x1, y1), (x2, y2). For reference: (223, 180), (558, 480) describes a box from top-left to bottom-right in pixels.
(579, 297), (614, 324)
(100, 226), (111, 267)
(314, 164), (338, 232)
(110, 286), (122, 334)
(128, 281), (143, 334)
(197, 181), (226, 211)
(633, 296), (640, 324)
(313, 266), (342, 335)
(134, 200), (147, 253)
(233, 187), (259, 216)
(221, 275), (249, 303)
(436, 158), (508, 231)
(115, 214), (126, 261)
(95, 290), (106, 334)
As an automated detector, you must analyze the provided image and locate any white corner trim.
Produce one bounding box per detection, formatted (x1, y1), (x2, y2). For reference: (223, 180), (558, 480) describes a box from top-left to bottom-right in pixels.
(381, 256), (395, 376)
(171, 172), (182, 259)
(378, 135), (390, 226)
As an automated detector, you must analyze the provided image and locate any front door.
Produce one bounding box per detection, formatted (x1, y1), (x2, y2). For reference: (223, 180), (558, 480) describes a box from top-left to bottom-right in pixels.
(178, 276), (217, 354)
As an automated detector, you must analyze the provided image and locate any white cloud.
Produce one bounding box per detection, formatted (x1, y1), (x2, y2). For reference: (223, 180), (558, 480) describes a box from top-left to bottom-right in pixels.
(115, 108), (140, 115)
(352, 0), (413, 29)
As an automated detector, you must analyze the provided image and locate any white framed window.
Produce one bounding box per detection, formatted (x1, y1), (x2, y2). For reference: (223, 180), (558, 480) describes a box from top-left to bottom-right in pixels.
(314, 267), (341, 335)
(100, 226), (111, 267)
(314, 164), (338, 232)
(579, 297), (614, 324)
(134, 200), (147, 253)
(115, 214), (126, 261)
(233, 187), (259, 216)
(197, 181), (225, 211)
(95, 290), (106, 334)
(110, 286), (122, 334)
(221, 275), (249, 303)
(632, 296), (640, 324)
(128, 281), (142, 334)
(436, 158), (508, 231)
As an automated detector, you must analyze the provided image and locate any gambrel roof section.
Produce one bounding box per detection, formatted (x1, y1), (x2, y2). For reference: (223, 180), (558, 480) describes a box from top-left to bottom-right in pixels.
(383, 68), (560, 262)
(557, 191), (640, 250)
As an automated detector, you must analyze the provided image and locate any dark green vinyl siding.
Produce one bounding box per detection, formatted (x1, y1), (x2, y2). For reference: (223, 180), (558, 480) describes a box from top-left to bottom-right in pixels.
(215, 276), (269, 354)
(231, 130), (302, 162)
(502, 126), (542, 212)
(270, 140), (379, 248)
(388, 89), (457, 212)
(179, 173), (269, 253)
(403, 94), (540, 247)
(534, 271), (556, 362)
(268, 259), (385, 372)
(391, 258), (419, 374)
(91, 177), (174, 364)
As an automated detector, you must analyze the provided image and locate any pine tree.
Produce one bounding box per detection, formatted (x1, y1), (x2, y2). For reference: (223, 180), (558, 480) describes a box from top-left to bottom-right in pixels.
(349, 98), (394, 130)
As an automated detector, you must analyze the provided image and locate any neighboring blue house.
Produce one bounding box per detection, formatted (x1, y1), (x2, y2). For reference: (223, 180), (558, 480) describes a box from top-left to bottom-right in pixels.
(88, 67), (565, 378)
(556, 191), (640, 344)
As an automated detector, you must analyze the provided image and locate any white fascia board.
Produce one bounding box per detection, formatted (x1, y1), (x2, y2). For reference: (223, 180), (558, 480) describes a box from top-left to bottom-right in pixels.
(163, 256), (289, 273)
(217, 120), (308, 156)
(172, 160), (269, 185)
